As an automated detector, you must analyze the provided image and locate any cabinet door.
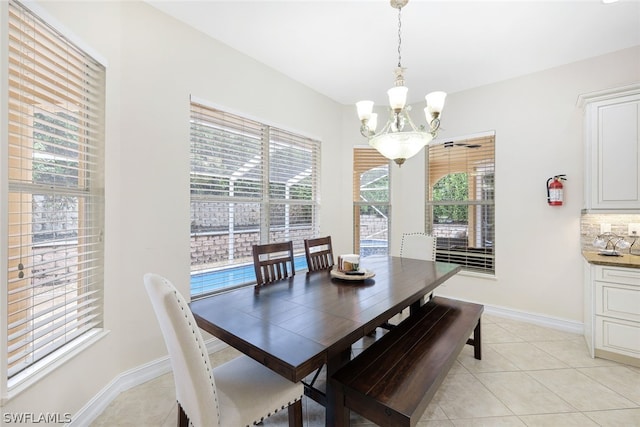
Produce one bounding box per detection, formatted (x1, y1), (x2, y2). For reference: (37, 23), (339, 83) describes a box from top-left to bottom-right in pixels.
(596, 281), (640, 322)
(596, 265), (640, 286)
(590, 96), (640, 209)
(595, 316), (640, 358)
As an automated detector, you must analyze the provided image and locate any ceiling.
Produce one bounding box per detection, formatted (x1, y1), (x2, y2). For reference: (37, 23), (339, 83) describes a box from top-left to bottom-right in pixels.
(146, 0), (640, 106)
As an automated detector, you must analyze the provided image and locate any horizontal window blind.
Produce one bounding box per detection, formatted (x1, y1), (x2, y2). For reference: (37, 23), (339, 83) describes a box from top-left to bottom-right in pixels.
(353, 148), (390, 257)
(353, 147), (389, 199)
(190, 105), (264, 200)
(426, 135), (495, 273)
(6, 0), (105, 379)
(269, 128), (319, 254)
(190, 101), (320, 296)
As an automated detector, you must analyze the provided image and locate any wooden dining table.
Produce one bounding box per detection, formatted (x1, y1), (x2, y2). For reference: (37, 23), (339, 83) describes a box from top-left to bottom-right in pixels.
(189, 255), (461, 426)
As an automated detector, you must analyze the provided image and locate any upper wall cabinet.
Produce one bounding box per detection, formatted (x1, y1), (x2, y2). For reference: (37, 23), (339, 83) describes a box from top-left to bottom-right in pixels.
(579, 84), (640, 211)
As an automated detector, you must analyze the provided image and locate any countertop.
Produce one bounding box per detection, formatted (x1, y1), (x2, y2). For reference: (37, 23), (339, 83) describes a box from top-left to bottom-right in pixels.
(582, 251), (640, 269)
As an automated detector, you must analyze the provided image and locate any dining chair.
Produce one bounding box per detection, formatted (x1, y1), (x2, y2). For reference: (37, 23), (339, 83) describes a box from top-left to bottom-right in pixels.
(252, 241), (295, 291)
(304, 236), (335, 272)
(400, 232), (437, 261)
(401, 231), (438, 308)
(372, 233), (439, 334)
(144, 273), (303, 427)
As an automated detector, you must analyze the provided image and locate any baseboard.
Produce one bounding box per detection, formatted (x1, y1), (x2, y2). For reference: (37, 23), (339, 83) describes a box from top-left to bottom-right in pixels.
(69, 338), (227, 426)
(433, 291), (584, 335)
(484, 304), (584, 335)
(71, 306), (584, 425)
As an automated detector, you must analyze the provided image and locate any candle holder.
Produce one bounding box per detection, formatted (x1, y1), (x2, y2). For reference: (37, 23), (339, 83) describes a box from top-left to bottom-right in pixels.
(593, 232), (630, 257)
(630, 236), (639, 256)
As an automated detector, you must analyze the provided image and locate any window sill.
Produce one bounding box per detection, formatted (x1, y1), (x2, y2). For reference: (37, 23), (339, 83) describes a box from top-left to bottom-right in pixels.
(458, 269), (498, 281)
(3, 328), (110, 404)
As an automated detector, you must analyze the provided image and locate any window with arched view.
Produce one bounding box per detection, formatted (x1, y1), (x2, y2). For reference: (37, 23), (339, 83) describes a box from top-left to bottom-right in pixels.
(353, 148), (390, 257)
(426, 134), (495, 274)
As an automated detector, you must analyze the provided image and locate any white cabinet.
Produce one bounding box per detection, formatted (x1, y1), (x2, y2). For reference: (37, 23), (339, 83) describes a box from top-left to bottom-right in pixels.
(579, 85), (640, 211)
(585, 264), (640, 366)
(583, 259), (594, 357)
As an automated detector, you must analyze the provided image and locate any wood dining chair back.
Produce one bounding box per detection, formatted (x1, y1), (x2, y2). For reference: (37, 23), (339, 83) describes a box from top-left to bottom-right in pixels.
(144, 273), (303, 427)
(400, 232), (438, 261)
(304, 236), (335, 272)
(252, 241), (296, 291)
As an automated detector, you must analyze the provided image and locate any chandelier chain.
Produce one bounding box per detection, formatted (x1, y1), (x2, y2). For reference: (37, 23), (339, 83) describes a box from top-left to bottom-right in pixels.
(397, 6), (402, 68)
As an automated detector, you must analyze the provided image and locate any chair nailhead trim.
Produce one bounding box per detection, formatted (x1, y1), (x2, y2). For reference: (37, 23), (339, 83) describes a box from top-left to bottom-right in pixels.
(170, 286), (222, 423)
(251, 395), (303, 425)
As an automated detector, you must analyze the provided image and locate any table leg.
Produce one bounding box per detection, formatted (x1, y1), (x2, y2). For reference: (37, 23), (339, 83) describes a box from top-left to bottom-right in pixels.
(325, 347), (351, 426)
(409, 299), (423, 315)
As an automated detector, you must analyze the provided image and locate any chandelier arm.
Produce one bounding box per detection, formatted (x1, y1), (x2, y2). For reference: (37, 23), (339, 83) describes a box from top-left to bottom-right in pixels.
(429, 117), (441, 134)
(360, 124), (375, 138)
(401, 108), (420, 132)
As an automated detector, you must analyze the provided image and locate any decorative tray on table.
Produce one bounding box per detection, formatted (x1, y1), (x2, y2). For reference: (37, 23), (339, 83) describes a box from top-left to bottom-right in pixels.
(330, 268), (375, 281)
(598, 249), (622, 257)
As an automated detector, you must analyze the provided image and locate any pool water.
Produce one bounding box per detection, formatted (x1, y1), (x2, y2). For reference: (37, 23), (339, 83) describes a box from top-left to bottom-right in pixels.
(191, 256), (308, 295)
(190, 240), (388, 295)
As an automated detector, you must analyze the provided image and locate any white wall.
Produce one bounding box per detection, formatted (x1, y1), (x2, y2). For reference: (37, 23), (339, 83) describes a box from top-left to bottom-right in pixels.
(347, 47), (639, 324)
(1, 0), (638, 423)
(1, 0), (345, 421)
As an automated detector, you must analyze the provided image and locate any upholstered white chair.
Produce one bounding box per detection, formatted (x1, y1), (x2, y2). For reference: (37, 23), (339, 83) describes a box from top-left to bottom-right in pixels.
(144, 273), (303, 427)
(401, 232), (438, 308)
(400, 232), (437, 261)
(369, 233), (440, 334)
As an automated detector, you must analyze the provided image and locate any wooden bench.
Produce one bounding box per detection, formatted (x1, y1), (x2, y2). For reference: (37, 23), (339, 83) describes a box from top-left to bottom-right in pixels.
(331, 296), (483, 427)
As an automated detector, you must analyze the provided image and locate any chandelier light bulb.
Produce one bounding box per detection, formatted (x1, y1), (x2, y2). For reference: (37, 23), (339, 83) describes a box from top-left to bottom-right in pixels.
(368, 113), (378, 132)
(425, 91), (447, 114)
(356, 100), (374, 121)
(387, 86), (408, 111)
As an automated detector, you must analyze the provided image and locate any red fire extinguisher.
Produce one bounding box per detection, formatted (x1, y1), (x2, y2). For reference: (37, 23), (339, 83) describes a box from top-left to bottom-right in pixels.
(547, 174), (567, 206)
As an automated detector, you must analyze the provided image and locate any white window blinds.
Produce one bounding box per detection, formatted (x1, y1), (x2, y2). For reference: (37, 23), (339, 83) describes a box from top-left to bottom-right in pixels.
(426, 134), (495, 273)
(6, 0), (106, 379)
(353, 148), (390, 257)
(190, 101), (320, 296)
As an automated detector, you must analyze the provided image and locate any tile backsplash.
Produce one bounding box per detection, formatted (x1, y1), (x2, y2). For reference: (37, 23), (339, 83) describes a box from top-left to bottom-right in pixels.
(580, 213), (640, 253)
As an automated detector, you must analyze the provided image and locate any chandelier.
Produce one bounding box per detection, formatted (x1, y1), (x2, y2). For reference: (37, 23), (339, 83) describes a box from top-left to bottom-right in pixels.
(356, 0), (446, 166)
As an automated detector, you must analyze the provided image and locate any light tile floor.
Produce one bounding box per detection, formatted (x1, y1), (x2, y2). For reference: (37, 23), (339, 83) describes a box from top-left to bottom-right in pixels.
(91, 314), (640, 426)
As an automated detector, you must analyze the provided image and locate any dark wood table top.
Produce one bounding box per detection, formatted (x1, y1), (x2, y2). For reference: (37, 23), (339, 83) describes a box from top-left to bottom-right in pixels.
(190, 256), (461, 383)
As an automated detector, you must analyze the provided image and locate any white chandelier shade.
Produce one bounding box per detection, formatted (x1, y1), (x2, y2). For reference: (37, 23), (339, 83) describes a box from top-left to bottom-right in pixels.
(370, 130), (433, 163)
(356, 0), (446, 166)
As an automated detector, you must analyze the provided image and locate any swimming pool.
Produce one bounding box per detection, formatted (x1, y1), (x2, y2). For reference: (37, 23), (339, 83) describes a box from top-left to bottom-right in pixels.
(360, 239), (388, 257)
(191, 256), (308, 295)
(190, 240), (388, 295)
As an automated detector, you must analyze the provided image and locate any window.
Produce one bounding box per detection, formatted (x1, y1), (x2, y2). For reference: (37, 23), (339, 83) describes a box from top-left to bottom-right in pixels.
(353, 147), (390, 257)
(426, 134), (495, 273)
(5, 0), (106, 381)
(189, 100), (320, 296)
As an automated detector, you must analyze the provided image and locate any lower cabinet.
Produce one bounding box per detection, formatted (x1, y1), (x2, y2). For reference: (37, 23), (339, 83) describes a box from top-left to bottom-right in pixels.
(586, 264), (640, 366)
